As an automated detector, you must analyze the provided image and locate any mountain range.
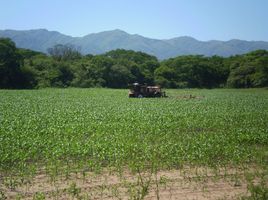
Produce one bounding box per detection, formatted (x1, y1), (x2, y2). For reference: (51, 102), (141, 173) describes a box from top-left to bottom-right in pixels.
(1, 29), (268, 59)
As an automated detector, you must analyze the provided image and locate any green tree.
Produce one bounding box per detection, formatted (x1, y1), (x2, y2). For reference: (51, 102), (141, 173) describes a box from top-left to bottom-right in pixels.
(0, 38), (23, 88)
(105, 49), (158, 85)
(106, 64), (134, 88)
(227, 50), (268, 88)
(154, 65), (178, 88)
(156, 55), (228, 88)
(47, 44), (81, 61)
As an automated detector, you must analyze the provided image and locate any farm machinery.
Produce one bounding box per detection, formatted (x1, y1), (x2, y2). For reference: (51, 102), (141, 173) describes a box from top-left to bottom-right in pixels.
(128, 83), (167, 98)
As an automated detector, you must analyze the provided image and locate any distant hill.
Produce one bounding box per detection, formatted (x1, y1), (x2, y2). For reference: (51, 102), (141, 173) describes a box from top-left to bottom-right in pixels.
(1, 29), (268, 59)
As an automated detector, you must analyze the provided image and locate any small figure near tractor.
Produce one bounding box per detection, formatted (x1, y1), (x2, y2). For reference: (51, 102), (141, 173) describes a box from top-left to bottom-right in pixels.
(128, 83), (167, 98)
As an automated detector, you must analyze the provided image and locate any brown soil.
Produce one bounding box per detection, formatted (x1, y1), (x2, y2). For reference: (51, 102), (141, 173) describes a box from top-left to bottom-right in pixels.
(0, 166), (254, 200)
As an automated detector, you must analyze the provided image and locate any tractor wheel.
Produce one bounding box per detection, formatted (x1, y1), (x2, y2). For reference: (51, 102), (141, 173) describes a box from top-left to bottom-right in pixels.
(154, 92), (161, 97)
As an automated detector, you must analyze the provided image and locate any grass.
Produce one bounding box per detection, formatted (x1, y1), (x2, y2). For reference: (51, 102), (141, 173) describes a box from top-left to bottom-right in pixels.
(0, 88), (267, 198)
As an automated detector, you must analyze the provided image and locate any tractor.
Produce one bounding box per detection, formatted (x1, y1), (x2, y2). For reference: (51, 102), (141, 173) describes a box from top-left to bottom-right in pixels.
(128, 83), (167, 98)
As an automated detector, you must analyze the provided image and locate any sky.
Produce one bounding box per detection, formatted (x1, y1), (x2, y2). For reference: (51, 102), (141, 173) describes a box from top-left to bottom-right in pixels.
(0, 0), (267, 41)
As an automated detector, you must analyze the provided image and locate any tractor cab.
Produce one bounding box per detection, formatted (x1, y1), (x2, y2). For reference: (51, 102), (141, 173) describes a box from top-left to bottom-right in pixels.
(128, 83), (166, 98)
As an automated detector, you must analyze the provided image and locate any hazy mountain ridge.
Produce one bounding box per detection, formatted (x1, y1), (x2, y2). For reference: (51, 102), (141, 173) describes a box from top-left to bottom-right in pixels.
(1, 29), (268, 59)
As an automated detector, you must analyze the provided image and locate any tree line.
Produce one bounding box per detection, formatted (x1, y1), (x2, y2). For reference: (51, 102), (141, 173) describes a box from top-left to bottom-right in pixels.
(1, 38), (268, 89)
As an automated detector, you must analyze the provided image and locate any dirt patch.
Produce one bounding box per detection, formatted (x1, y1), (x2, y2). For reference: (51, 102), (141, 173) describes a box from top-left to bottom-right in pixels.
(0, 166), (257, 199)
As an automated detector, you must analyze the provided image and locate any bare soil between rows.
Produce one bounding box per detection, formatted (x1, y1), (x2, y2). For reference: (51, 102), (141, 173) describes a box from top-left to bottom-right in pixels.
(1, 166), (258, 199)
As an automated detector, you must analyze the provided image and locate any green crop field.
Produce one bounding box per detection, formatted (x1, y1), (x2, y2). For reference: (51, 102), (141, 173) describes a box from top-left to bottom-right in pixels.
(0, 88), (268, 199)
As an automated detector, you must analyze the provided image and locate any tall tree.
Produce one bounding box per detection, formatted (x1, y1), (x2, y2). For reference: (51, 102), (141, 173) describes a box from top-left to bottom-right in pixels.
(47, 44), (81, 61)
(0, 38), (23, 88)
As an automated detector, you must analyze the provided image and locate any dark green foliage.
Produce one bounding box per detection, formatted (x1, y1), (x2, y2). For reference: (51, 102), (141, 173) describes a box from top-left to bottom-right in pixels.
(71, 55), (111, 88)
(156, 55), (228, 88)
(22, 54), (74, 88)
(227, 50), (268, 88)
(0, 38), (268, 89)
(70, 49), (157, 88)
(18, 48), (44, 59)
(0, 38), (24, 88)
(105, 49), (157, 64)
(155, 50), (268, 88)
(154, 65), (177, 88)
(106, 64), (133, 88)
(104, 49), (158, 86)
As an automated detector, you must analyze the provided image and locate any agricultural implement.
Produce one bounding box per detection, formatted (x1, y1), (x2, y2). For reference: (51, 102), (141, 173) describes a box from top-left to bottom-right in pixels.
(128, 83), (167, 98)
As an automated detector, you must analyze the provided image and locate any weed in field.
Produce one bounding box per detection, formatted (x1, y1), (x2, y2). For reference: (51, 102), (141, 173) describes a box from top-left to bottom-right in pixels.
(33, 192), (45, 200)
